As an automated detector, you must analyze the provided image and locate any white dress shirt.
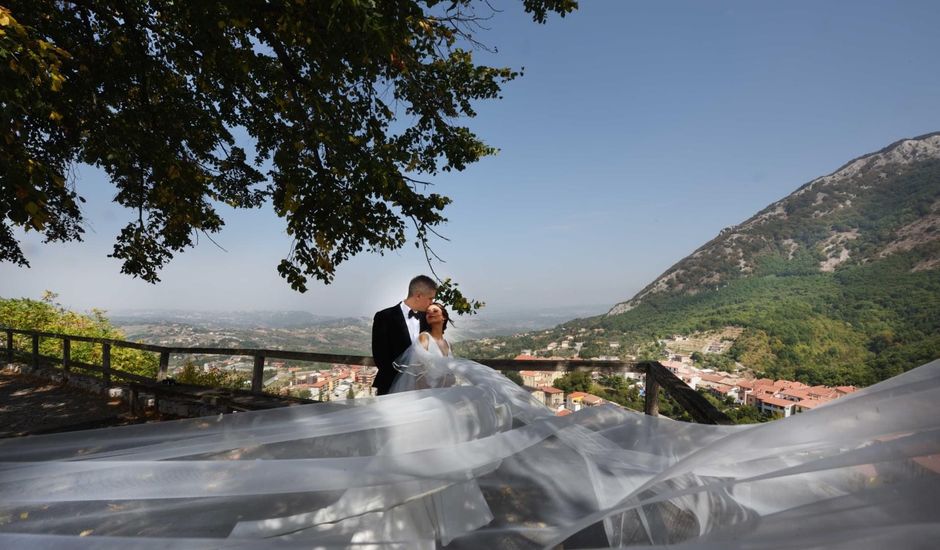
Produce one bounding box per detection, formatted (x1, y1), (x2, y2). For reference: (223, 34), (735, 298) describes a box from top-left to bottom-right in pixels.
(399, 301), (420, 342)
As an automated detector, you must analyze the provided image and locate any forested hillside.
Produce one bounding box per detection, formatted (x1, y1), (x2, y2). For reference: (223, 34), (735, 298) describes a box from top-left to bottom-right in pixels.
(466, 134), (940, 387)
(571, 247), (940, 385)
(593, 133), (940, 385)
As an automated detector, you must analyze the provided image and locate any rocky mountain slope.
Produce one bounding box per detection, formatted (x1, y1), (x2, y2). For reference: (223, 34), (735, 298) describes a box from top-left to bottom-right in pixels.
(609, 132), (940, 315)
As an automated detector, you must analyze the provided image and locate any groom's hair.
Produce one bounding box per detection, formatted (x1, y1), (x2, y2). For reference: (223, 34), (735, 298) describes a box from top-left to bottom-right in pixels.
(408, 275), (437, 297)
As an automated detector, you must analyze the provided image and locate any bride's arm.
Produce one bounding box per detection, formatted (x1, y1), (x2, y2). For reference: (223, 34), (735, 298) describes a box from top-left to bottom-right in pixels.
(417, 332), (431, 351)
(443, 338), (454, 357)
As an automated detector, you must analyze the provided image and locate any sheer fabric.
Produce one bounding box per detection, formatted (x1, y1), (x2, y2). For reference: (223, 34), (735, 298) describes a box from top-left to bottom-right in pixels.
(0, 351), (938, 549)
(390, 336), (457, 393)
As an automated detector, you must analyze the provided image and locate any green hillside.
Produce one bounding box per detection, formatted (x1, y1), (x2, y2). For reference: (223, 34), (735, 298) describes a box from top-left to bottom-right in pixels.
(463, 134), (940, 387)
(587, 134), (940, 386)
(574, 246), (940, 386)
(0, 293), (158, 378)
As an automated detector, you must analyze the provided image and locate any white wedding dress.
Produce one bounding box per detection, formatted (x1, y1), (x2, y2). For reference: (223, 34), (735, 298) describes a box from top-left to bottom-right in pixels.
(424, 333), (452, 358)
(1, 353), (939, 549)
(389, 332), (457, 392)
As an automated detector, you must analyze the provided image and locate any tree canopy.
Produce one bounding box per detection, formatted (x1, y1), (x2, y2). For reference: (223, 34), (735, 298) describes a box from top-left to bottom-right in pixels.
(0, 1), (576, 312)
(552, 370), (592, 393)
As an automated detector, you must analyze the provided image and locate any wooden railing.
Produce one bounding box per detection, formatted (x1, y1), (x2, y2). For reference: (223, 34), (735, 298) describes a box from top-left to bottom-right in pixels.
(1, 327), (733, 425)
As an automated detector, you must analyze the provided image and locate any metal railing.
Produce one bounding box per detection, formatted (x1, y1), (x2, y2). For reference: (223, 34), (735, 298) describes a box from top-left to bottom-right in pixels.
(2, 327), (733, 425)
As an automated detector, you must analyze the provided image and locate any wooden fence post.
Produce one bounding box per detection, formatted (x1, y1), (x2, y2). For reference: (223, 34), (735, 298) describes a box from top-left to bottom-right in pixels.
(102, 343), (111, 386)
(5, 329), (12, 364)
(63, 338), (71, 372)
(32, 333), (40, 368)
(157, 351), (170, 381)
(644, 367), (660, 417)
(251, 355), (265, 394)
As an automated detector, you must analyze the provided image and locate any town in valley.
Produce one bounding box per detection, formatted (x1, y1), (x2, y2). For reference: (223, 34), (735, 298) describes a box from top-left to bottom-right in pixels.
(117, 314), (857, 420)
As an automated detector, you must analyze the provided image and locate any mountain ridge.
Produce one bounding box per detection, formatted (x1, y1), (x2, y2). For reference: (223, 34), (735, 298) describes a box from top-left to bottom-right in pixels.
(609, 132), (940, 315)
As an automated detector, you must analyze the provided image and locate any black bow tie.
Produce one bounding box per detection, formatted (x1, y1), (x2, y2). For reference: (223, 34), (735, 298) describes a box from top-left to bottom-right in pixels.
(408, 309), (419, 319)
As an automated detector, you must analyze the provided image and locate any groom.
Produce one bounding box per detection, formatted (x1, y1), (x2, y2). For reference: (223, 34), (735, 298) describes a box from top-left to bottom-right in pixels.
(371, 275), (438, 395)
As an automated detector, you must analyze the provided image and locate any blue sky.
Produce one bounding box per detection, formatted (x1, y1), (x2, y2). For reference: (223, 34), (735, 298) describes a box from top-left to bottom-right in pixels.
(3, 0), (940, 318)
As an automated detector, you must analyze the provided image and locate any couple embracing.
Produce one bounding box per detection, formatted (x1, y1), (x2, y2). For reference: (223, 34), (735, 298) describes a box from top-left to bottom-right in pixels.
(371, 275), (454, 395)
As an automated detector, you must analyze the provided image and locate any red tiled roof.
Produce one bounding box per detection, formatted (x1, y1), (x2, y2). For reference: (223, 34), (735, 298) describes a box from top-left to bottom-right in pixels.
(515, 355), (539, 361)
(772, 380), (807, 392)
(539, 386), (563, 394)
(568, 391), (605, 405)
(779, 388), (812, 400)
(760, 396), (796, 408)
(556, 409), (573, 416)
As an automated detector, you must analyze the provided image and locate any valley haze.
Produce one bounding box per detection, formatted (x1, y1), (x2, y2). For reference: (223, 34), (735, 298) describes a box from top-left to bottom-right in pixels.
(110, 304), (611, 352)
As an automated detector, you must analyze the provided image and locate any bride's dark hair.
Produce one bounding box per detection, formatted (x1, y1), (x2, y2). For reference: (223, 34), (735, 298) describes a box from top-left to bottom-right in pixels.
(419, 302), (452, 333)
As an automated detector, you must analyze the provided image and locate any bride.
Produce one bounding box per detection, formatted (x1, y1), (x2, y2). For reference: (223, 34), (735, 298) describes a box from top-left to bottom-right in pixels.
(391, 302), (459, 393)
(1, 339), (939, 548)
(416, 302), (453, 358)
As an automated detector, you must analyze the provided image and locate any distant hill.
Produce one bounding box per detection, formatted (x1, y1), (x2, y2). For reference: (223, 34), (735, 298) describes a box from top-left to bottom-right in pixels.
(107, 306), (602, 356)
(594, 133), (940, 385)
(109, 309), (344, 329)
(446, 304), (610, 342)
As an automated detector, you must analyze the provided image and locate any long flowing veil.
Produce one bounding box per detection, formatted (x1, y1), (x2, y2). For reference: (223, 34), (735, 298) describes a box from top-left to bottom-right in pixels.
(1, 348), (938, 549)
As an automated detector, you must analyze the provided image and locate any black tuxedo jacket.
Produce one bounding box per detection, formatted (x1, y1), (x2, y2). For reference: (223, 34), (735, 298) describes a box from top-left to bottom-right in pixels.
(371, 304), (416, 395)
